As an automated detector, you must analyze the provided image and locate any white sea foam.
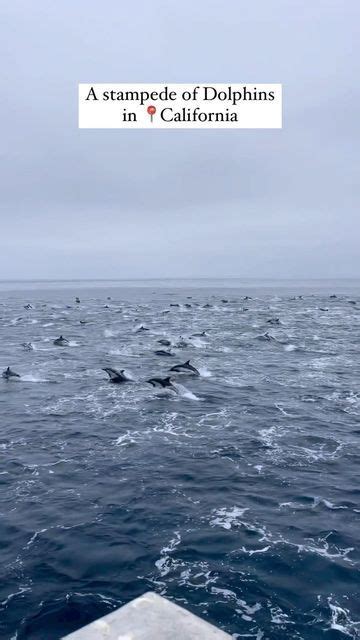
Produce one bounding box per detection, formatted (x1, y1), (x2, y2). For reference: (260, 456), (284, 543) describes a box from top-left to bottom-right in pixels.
(172, 383), (200, 401)
(270, 606), (294, 625)
(240, 545), (271, 556)
(274, 403), (297, 417)
(210, 506), (249, 530)
(198, 366), (212, 377)
(312, 496), (348, 510)
(284, 344), (297, 351)
(327, 599), (360, 637)
(179, 566), (217, 589)
(259, 425), (288, 450)
(155, 531), (181, 576)
(1, 586), (32, 607)
(104, 328), (119, 338)
(20, 375), (49, 383)
(114, 431), (137, 447)
(294, 535), (354, 563)
(211, 586), (262, 621)
(197, 408), (231, 429)
(189, 337), (207, 348)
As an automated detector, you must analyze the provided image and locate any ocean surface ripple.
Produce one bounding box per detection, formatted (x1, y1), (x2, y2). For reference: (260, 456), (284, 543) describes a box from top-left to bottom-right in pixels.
(0, 280), (359, 639)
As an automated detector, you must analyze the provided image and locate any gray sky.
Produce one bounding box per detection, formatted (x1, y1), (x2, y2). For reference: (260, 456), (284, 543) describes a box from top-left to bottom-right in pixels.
(1, 0), (359, 279)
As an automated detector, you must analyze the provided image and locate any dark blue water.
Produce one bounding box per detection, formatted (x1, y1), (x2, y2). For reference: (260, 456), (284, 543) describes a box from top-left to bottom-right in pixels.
(1, 280), (359, 639)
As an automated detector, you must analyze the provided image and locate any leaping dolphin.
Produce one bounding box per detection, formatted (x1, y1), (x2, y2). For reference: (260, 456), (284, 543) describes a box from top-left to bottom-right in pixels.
(146, 376), (176, 390)
(103, 367), (130, 383)
(169, 360), (200, 375)
(2, 367), (21, 379)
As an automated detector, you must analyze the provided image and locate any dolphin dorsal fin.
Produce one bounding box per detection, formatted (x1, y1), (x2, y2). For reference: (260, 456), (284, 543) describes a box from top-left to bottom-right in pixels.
(185, 360), (190, 364)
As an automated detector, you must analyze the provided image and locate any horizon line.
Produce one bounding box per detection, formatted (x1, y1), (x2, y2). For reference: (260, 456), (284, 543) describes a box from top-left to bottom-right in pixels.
(1, 276), (360, 283)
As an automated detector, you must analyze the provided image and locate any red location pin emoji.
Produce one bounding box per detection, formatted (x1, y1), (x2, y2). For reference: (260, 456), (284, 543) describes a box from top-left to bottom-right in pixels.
(147, 105), (156, 123)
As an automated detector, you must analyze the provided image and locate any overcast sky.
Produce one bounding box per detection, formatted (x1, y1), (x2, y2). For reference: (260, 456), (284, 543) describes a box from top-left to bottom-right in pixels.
(1, 0), (359, 279)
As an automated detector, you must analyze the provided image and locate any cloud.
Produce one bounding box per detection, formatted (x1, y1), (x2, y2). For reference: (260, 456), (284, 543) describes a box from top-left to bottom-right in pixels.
(0, 0), (359, 278)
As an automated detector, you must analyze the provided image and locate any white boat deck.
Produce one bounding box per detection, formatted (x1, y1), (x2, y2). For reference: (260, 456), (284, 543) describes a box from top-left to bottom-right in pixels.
(62, 591), (232, 639)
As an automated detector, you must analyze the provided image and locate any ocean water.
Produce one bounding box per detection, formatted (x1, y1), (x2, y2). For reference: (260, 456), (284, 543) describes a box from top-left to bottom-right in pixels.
(0, 279), (359, 639)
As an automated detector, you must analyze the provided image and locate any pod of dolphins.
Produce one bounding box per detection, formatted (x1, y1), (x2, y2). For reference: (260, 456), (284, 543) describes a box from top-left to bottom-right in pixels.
(2, 293), (356, 393)
(1, 297), (202, 394)
(102, 358), (200, 392)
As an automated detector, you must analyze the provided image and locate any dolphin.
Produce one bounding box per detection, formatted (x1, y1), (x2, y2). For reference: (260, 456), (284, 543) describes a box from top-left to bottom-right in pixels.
(192, 330), (207, 337)
(169, 360), (200, 375)
(158, 338), (171, 346)
(146, 376), (176, 390)
(267, 318), (280, 325)
(154, 350), (174, 357)
(135, 325), (149, 332)
(2, 367), (21, 379)
(102, 367), (130, 383)
(53, 335), (69, 346)
(258, 332), (277, 342)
